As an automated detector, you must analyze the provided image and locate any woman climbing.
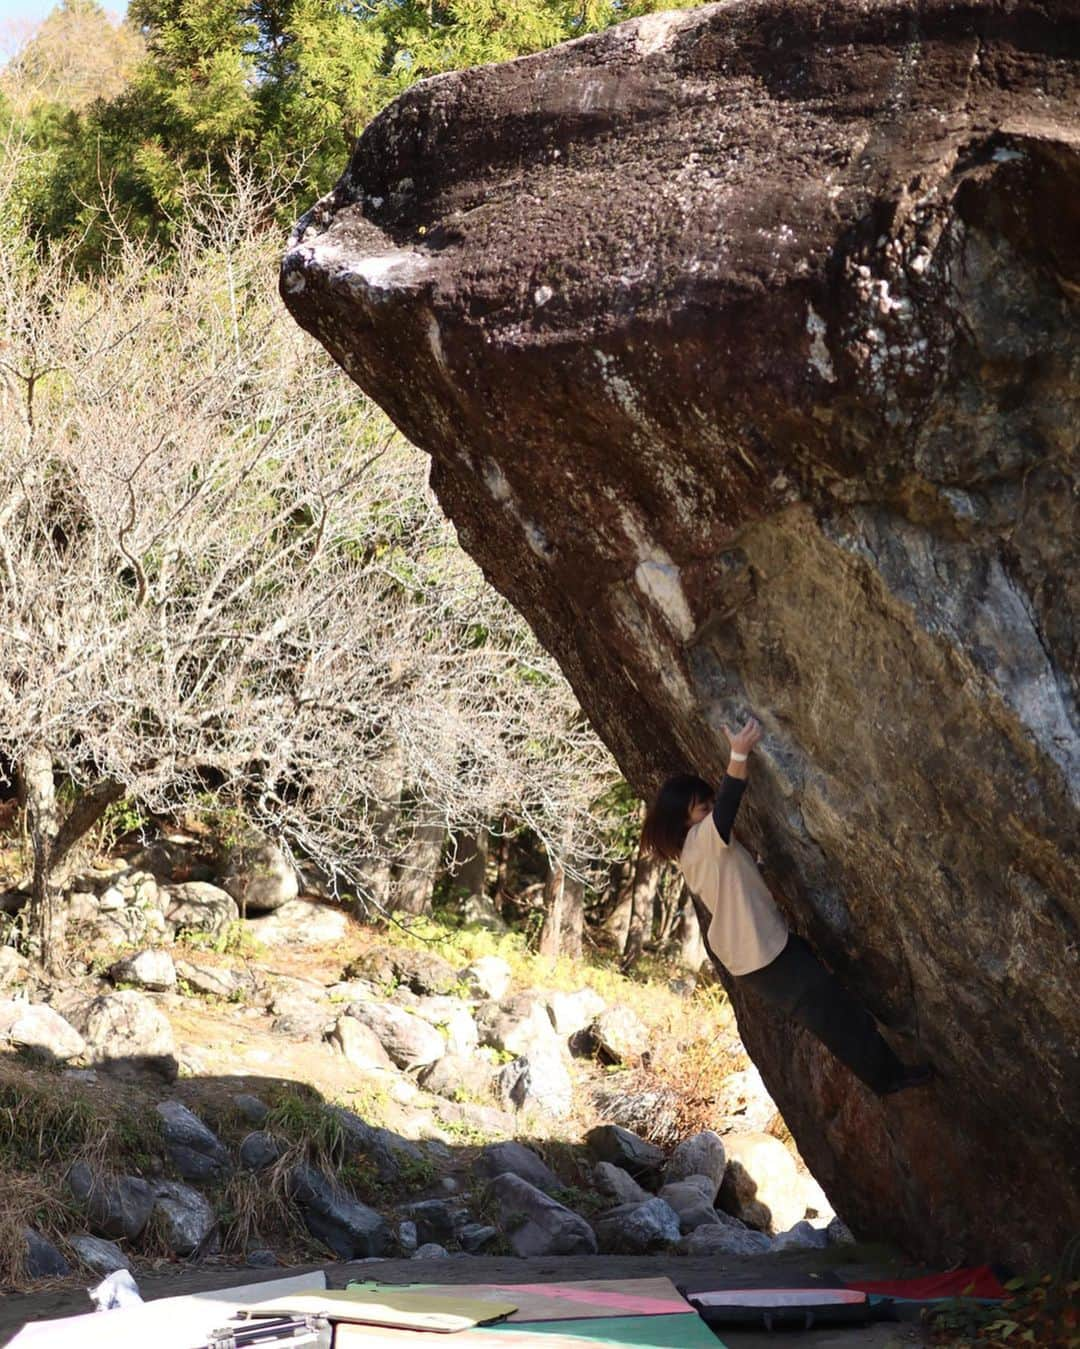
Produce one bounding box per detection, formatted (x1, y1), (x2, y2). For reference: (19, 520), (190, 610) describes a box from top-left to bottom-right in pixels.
(642, 716), (933, 1096)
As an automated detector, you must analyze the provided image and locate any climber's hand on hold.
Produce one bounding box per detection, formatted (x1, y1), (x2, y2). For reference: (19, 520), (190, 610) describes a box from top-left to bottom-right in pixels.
(722, 716), (762, 779)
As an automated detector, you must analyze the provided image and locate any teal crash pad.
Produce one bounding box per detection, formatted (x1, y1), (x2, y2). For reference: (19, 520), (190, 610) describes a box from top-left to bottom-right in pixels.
(483, 1314), (725, 1347)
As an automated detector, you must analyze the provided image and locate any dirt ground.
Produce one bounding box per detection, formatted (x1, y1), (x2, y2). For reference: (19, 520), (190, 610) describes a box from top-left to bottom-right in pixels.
(0, 1252), (927, 1347)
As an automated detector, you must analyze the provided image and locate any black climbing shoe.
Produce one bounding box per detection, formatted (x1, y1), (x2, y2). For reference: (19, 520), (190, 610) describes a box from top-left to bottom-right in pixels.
(880, 1064), (936, 1096)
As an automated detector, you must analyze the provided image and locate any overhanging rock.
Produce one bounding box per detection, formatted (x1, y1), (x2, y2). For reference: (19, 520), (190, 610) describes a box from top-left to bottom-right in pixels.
(281, 0), (1080, 1266)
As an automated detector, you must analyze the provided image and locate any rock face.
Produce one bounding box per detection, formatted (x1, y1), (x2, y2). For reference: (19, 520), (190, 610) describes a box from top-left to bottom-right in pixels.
(282, 0), (1080, 1266)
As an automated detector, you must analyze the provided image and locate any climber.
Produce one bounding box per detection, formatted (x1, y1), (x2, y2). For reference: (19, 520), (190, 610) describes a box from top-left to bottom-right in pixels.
(642, 716), (933, 1096)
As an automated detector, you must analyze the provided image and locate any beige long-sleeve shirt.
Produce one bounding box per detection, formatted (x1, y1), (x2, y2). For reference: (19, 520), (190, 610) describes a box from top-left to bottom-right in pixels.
(679, 812), (788, 976)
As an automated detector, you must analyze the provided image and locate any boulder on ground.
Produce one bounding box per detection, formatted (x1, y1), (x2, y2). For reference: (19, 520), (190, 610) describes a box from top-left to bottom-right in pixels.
(164, 882), (239, 938)
(714, 1064), (780, 1135)
(719, 1132), (806, 1235)
(588, 1007), (650, 1064)
(23, 1228), (70, 1279)
(288, 1162), (390, 1259)
(772, 1219), (830, 1252)
(0, 1000), (85, 1063)
(156, 1101), (231, 1182)
(109, 948), (176, 992)
(344, 1000), (446, 1071)
(413, 996), (479, 1056)
(475, 1141), (561, 1193)
(594, 1161), (650, 1207)
(496, 1046), (573, 1118)
(223, 837), (299, 913)
(594, 1197), (681, 1254)
(247, 899), (349, 946)
(585, 1125), (664, 1184)
(152, 1180), (218, 1257)
(666, 1130), (726, 1197)
(233, 1094), (270, 1127)
(176, 959), (246, 1001)
(355, 946), (459, 997)
(80, 990), (177, 1081)
(546, 989), (606, 1037)
(435, 1100), (514, 1138)
(69, 1234), (131, 1275)
(459, 1222), (498, 1252)
(420, 1053), (495, 1101)
(67, 1163), (154, 1240)
(682, 1217), (774, 1257)
(239, 1131), (283, 1173)
(270, 990), (331, 1039)
(399, 1198), (466, 1246)
(327, 1015), (396, 1071)
(475, 994), (559, 1056)
(457, 956), (512, 1001)
(0, 947), (30, 986)
(489, 1173), (597, 1256)
(659, 1176), (724, 1234)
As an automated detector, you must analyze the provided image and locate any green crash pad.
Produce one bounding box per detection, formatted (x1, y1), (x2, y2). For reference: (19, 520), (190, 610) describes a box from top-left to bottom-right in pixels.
(484, 1314), (724, 1347)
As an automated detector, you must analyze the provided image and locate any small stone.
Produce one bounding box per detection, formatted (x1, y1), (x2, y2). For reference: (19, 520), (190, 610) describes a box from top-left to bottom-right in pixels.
(413, 1243), (449, 1258)
(475, 994), (559, 1056)
(99, 886), (126, 911)
(223, 836), (299, 914)
(658, 1177), (723, 1233)
(246, 1249), (278, 1267)
(246, 899), (349, 946)
(420, 1053), (495, 1100)
(682, 1218), (773, 1256)
(399, 1220), (418, 1253)
(827, 1216), (856, 1245)
(164, 882), (239, 937)
(176, 960), (242, 1000)
(400, 1199), (464, 1246)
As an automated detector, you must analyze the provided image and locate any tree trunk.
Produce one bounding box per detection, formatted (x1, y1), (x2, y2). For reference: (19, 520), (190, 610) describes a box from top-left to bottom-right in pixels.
(622, 840), (662, 971)
(492, 817), (512, 915)
(356, 741), (404, 911)
(674, 883), (708, 970)
(21, 749), (61, 968)
(393, 801), (445, 916)
(602, 878), (634, 951)
(538, 831), (584, 961)
(452, 828), (488, 898)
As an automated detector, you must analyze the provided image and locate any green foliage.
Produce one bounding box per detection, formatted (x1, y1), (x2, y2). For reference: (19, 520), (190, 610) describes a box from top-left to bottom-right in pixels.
(6, 0), (706, 263)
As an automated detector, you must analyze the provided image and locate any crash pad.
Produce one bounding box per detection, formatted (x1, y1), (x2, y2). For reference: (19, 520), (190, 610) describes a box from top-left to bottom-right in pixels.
(335, 1313), (723, 1348)
(246, 1288), (518, 1331)
(347, 1279), (689, 1323)
(845, 1266), (1007, 1301)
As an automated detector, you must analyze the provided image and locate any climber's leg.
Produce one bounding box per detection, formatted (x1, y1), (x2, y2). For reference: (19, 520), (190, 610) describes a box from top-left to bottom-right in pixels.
(738, 933), (910, 1095)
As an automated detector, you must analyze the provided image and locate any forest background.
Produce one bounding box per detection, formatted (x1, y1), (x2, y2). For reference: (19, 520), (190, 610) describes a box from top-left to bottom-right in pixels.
(0, 0), (709, 971)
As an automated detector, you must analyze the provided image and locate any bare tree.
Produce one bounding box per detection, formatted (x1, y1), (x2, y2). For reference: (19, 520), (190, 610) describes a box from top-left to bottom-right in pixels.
(0, 145), (623, 962)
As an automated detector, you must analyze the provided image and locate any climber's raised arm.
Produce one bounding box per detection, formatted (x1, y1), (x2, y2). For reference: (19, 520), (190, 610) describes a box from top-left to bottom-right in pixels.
(712, 715), (762, 842)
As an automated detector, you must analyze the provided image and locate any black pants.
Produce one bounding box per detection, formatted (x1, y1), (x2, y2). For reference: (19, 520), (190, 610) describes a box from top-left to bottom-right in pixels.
(736, 933), (906, 1095)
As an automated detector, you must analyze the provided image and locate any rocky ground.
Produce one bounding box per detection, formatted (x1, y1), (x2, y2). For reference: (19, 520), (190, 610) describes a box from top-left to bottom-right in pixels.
(1, 828), (887, 1316)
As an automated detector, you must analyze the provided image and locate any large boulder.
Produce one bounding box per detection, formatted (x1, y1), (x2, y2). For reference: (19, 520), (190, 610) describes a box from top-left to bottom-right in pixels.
(288, 1162), (390, 1259)
(247, 899), (349, 946)
(593, 1197), (681, 1254)
(588, 1007), (650, 1064)
(222, 836), (299, 913)
(496, 1046), (573, 1118)
(666, 1131), (727, 1198)
(719, 1132), (807, 1236)
(280, 0), (1080, 1267)
(152, 1180), (218, 1257)
(474, 1140), (562, 1193)
(155, 1101), (231, 1182)
(0, 1001), (85, 1063)
(344, 1000), (446, 1070)
(163, 882), (238, 938)
(489, 1173), (597, 1257)
(475, 994), (560, 1057)
(67, 1163), (155, 1240)
(109, 949), (176, 992)
(80, 990), (178, 1081)
(585, 1125), (665, 1185)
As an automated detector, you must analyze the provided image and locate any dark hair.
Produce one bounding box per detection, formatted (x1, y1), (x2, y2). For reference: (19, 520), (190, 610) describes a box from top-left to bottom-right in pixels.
(641, 773), (714, 861)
